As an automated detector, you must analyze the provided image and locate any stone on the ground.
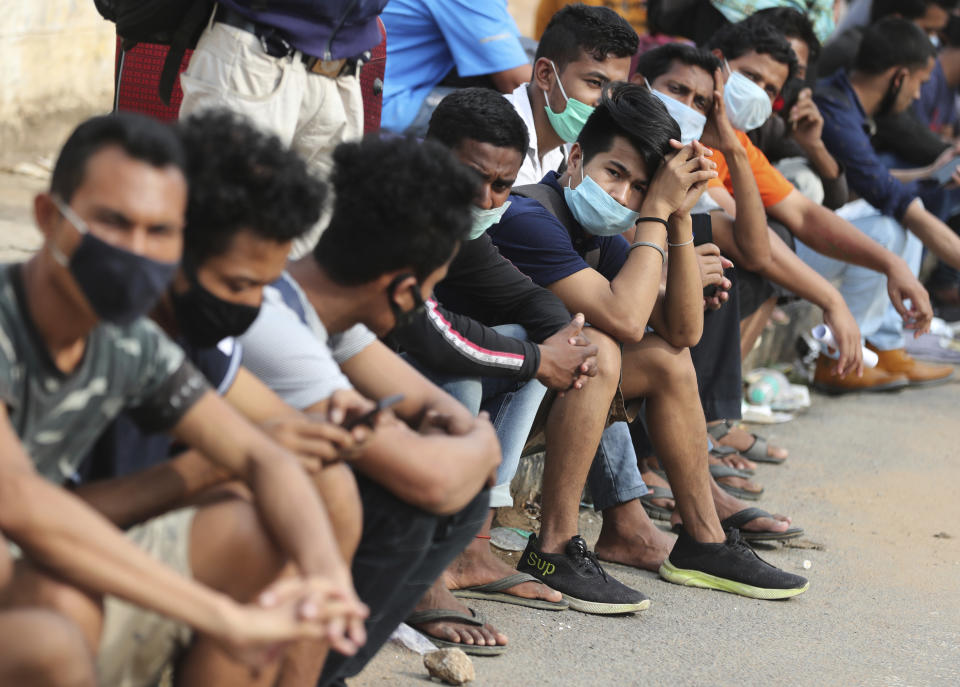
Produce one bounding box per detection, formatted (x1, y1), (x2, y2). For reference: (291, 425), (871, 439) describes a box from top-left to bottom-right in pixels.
(423, 648), (475, 685)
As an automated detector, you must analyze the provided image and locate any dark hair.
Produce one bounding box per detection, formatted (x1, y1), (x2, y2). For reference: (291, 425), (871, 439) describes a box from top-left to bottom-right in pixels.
(314, 136), (478, 285)
(856, 16), (937, 74)
(425, 87), (529, 156)
(750, 7), (821, 62)
(535, 3), (638, 71)
(51, 111), (185, 203)
(871, 0), (959, 23)
(944, 12), (960, 47)
(706, 18), (799, 82)
(178, 110), (325, 266)
(634, 43), (720, 83)
(577, 82), (679, 172)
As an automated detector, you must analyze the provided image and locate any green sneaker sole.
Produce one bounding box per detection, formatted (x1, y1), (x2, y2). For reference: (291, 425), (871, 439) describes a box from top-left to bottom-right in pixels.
(561, 594), (651, 615)
(658, 561), (809, 600)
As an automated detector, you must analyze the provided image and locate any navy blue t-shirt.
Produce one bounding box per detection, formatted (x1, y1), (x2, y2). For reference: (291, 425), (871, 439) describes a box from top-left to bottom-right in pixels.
(80, 337), (242, 482)
(488, 172), (630, 285)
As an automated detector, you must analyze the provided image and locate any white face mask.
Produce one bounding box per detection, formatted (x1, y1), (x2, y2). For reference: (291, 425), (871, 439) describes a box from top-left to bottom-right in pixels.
(722, 60), (773, 132)
(645, 78), (707, 145)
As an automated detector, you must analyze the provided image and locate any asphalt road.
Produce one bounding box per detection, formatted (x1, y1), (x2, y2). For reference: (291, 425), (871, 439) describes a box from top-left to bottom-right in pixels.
(354, 381), (960, 687)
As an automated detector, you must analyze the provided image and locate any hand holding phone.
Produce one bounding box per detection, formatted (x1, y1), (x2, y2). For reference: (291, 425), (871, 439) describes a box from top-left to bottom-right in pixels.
(342, 394), (404, 430)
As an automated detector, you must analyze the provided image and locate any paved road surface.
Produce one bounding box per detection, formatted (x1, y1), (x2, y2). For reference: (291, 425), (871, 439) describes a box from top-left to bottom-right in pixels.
(354, 382), (960, 687)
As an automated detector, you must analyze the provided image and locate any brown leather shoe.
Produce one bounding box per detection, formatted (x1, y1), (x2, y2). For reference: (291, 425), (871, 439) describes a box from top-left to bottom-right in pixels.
(867, 345), (955, 387)
(812, 354), (909, 394)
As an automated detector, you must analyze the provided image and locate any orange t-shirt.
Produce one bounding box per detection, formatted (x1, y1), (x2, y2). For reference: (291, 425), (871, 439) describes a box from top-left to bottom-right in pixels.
(707, 130), (794, 208)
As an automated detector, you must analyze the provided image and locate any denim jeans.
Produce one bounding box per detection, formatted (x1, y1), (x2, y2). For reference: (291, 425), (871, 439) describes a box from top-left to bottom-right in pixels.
(586, 421), (649, 512)
(796, 205), (922, 350)
(405, 324), (547, 508)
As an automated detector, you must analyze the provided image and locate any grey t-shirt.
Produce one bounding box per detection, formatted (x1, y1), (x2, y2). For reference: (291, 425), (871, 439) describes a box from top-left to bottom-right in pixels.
(240, 272), (376, 410)
(0, 264), (209, 484)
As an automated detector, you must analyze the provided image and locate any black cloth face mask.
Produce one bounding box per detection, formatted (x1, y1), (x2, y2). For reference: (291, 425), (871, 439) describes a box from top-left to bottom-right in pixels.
(51, 197), (177, 325)
(386, 272), (427, 335)
(171, 264), (261, 348)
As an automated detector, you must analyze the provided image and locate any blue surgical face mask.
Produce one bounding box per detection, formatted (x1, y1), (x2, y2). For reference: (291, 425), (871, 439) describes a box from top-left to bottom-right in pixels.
(468, 200), (511, 240)
(543, 60), (595, 143)
(563, 165), (640, 236)
(51, 197), (178, 325)
(722, 60), (773, 132)
(646, 78), (707, 145)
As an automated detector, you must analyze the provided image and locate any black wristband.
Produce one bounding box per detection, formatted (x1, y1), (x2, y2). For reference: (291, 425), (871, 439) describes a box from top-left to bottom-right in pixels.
(635, 216), (669, 229)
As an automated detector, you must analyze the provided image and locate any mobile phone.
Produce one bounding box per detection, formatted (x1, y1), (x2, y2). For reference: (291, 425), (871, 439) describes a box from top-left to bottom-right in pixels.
(931, 156), (960, 186)
(342, 394), (404, 430)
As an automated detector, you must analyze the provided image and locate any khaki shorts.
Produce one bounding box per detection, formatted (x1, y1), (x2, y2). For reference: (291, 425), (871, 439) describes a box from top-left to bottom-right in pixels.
(96, 507), (197, 687)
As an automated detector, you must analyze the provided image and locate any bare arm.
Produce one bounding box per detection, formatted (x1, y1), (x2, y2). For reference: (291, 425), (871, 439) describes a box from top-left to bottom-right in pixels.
(646, 207), (706, 348)
(700, 67), (770, 272)
(490, 64), (531, 94)
(902, 197), (960, 271)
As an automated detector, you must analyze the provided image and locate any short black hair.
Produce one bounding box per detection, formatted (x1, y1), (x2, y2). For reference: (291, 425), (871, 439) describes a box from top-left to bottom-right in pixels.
(634, 43), (720, 83)
(706, 18), (799, 82)
(314, 136), (478, 285)
(51, 111), (185, 203)
(871, 0), (959, 23)
(178, 110), (325, 266)
(577, 82), (680, 173)
(535, 3), (638, 72)
(750, 7), (821, 63)
(425, 87), (529, 156)
(944, 12), (960, 47)
(856, 16), (937, 74)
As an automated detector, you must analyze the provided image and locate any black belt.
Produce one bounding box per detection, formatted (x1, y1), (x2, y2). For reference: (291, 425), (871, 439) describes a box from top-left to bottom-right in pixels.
(214, 5), (364, 78)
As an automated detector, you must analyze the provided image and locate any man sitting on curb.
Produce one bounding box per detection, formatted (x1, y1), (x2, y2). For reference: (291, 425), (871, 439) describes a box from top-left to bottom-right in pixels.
(0, 113), (366, 686)
(237, 136), (507, 678)
(813, 17), (960, 386)
(491, 83), (809, 601)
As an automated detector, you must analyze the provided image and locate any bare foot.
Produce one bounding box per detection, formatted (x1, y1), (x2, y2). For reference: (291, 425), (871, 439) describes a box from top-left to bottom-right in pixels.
(712, 421), (788, 461)
(638, 462), (675, 512)
(444, 538), (563, 603)
(669, 481), (792, 535)
(409, 578), (508, 648)
(595, 499), (675, 571)
(710, 446), (757, 472)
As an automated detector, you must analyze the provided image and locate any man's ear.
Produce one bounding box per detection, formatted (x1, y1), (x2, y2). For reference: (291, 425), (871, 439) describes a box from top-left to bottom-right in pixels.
(630, 71), (646, 86)
(711, 48), (724, 63)
(533, 57), (556, 91)
(33, 192), (58, 239)
(567, 143), (583, 176)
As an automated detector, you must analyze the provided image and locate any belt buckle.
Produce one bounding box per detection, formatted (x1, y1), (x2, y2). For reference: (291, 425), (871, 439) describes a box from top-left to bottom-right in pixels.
(309, 57), (347, 77)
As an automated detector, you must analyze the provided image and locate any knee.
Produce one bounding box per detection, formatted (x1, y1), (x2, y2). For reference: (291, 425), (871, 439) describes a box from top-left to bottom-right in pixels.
(191, 500), (284, 601)
(25, 574), (102, 653)
(588, 329), (623, 385)
(314, 463), (363, 562)
(648, 340), (698, 391)
(10, 610), (97, 687)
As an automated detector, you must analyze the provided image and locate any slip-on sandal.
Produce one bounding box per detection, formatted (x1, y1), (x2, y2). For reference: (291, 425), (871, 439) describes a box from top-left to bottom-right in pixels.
(405, 607), (507, 656)
(710, 464), (764, 501)
(452, 572), (569, 611)
(708, 419), (786, 464)
(720, 507), (804, 542)
(639, 485), (675, 521)
(709, 443), (756, 475)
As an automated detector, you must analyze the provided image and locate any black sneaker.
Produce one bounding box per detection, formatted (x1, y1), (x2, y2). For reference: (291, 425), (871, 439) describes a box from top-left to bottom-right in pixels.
(516, 534), (650, 614)
(659, 526), (809, 600)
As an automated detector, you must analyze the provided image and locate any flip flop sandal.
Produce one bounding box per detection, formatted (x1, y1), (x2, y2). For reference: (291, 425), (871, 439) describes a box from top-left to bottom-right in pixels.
(405, 607), (507, 656)
(639, 485), (675, 521)
(708, 419), (786, 465)
(710, 464), (764, 501)
(720, 507), (804, 542)
(452, 572), (569, 611)
(709, 443), (756, 475)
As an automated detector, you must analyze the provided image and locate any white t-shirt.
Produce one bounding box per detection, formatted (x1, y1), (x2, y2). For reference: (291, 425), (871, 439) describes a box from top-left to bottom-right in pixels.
(240, 272), (376, 410)
(504, 83), (567, 186)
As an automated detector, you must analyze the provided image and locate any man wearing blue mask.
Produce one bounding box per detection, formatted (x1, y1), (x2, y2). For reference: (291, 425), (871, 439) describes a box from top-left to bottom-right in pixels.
(703, 18), (937, 392)
(505, 4), (638, 185)
(490, 82), (810, 602)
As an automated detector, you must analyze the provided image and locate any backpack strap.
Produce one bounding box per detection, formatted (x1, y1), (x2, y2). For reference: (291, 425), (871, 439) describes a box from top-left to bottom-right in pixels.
(158, 0), (214, 104)
(511, 183), (600, 269)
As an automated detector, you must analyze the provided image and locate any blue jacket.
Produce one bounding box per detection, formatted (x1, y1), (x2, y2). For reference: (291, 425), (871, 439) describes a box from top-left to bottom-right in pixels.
(221, 0), (388, 59)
